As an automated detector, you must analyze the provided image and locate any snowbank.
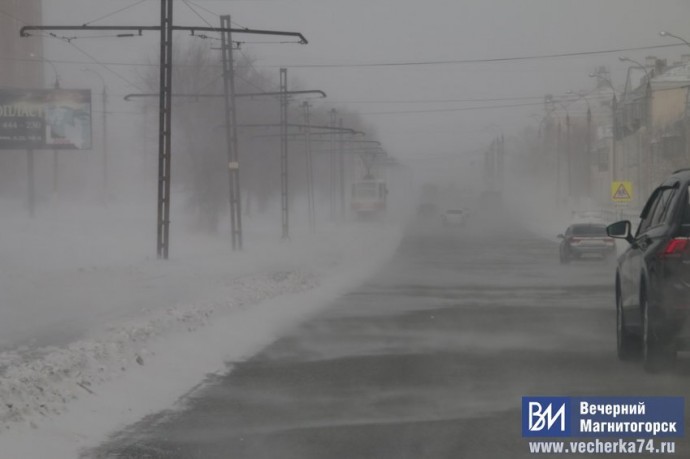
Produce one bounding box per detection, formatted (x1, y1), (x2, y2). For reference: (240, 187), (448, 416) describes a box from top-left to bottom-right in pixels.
(0, 198), (402, 458)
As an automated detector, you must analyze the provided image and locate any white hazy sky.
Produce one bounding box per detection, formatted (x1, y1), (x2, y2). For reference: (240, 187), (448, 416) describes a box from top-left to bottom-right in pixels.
(35, 0), (690, 177)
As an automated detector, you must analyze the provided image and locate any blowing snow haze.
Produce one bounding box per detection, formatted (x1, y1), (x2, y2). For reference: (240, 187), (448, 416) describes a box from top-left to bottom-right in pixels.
(3, 1), (690, 458)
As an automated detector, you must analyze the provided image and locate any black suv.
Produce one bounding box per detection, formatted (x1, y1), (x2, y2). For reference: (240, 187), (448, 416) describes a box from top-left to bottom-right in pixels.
(607, 170), (690, 371)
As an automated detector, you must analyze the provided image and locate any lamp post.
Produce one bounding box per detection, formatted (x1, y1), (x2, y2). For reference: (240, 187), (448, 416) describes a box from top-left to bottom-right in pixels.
(660, 31), (690, 197)
(619, 56), (650, 81)
(548, 97), (572, 200)
(589, 72), (618, 183)
(39, 56), (61, 201)
(566, 90), (592, 199)
(82, 68), (108, 205)
(659, 31), (690, 49)
(619, 57), (652, 200)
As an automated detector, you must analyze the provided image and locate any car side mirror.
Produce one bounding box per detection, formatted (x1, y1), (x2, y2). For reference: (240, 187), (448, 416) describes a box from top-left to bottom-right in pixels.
(607, 220), (633, 244)
(557, 234), (564, 239)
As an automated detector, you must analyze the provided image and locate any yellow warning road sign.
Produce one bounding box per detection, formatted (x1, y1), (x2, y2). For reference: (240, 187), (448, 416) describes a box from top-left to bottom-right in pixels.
(611, 181), (633, 202)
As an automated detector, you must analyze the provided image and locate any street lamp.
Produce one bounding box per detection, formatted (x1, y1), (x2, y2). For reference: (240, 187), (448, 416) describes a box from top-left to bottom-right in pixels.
(659, 31), (690, 49)
(566, 90), (593, 198)
(589, 72), (618, 182)
(548, 96), (572, 200)
(82, 68), (108, 205)
(32, 54), (62, 201)
(619, 56), (650, 81)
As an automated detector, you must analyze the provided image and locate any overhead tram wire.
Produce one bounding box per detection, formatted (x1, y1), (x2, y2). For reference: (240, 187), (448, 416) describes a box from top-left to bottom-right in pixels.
(0, 7), (28, 24)
(361, 101), (549, 116)
(8, 40), (683, 71)
(183, 1), (250, 30)
(324, 93), (612, 105)
(58, 36), (145, 91)
(268, 43), (687, 69)
(82, 0), (151, 26)
(182, 0), (215, 28)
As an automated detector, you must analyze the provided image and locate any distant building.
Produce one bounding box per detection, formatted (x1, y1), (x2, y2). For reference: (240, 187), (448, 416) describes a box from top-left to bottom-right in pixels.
(0, 0), (43, 88)
(0, 0), (43, 195)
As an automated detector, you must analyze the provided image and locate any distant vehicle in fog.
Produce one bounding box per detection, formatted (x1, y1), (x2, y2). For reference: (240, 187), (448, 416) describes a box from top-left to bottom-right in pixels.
(441, 209), (467, 227)
(558, 223), (615, 263)
(607, 169), (690, 372)
(351, 178), (387, 219)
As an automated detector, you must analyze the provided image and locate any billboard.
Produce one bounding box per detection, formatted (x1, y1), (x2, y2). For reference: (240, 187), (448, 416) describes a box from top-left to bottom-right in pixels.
(0, 89), (91, 150)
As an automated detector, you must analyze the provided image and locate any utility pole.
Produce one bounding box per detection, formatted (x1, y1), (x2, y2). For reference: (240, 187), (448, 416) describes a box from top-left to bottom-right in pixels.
(52, 75), (59, 202)
(329, 108), (337, 220)
(339, 117), (345, 217)
(280, 68), (289, 239)
(611, 94), (618, 182)
(83, 68), (108, 205)
(557, 120), (562, 205)
(157, 0), (174, 259)
(28, 149), (35, 217)
(220, 15), (242, 249)
(566, 112), (571, 198)
(302, 101), (316, 231)
(102, 83), (108, 204)
(20, 1), (307, 259)
(586, 106), (592, 197)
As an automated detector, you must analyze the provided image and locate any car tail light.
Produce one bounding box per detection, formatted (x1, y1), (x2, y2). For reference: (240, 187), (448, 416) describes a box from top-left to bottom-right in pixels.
(569, 237), (581, 243)
(662, 238), (690, 258)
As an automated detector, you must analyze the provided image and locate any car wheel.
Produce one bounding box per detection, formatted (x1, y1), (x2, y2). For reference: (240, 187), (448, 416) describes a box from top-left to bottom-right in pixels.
(642, 294), (675, 373)
(616, 294), (639, 361)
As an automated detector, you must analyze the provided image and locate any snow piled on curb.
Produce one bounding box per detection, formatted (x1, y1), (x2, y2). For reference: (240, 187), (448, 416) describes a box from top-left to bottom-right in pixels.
(0, 271), (316, 429)
(0, 201), (403, 458)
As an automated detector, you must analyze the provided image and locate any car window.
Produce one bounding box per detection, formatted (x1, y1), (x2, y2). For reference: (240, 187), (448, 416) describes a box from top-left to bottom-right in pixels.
(571, 224), (607, 236)
(637, 188), (663, 236)
(649, 188), (676, 227)
(678, 186), (690, 237)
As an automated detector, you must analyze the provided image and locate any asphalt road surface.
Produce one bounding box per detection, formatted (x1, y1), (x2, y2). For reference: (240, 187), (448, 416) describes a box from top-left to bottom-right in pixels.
(86, 213), (690, 458)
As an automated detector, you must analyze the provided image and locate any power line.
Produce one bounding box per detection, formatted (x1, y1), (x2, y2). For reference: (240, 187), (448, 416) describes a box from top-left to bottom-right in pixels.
(83, 0), (150, 26)
(65, 40), (144, 91)
(182, 0), (214, 28)
(361, 101), (547, 115)
(271, 43), (687, 69)
(0, 7), (28, 25)
(324, 94), (609, 105)
(183, 1), (250, 30)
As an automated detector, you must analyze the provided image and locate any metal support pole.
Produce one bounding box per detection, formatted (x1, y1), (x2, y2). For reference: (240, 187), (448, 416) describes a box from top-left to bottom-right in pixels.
(102, 84), (108, 205)
(52, 75), (60, 202)
(611, 94), (617, 182)
(339, 118), (345, 217)
(27, 149), (35, 218)
(52, 150), (58, 199)
(302, 102), (316, 231)
(220, 15), (242, 249)
(557, 120), (561, 205)
(329, 108), (336, 220)
(280, 68), (289, 239)
(586, 107), (592, 199)
(566, 113), (571, 198)
(157, 0), (173, 259)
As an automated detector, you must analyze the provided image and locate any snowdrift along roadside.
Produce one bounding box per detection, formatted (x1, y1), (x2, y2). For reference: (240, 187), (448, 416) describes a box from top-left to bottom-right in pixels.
(0, 201), (403, 458)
